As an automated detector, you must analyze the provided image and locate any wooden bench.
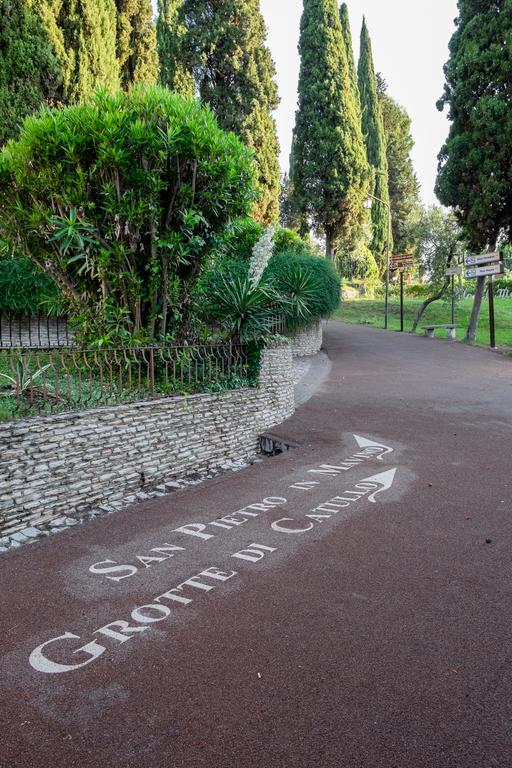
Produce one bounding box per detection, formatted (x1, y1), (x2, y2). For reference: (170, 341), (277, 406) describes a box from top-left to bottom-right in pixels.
(421, 324), (456, 340)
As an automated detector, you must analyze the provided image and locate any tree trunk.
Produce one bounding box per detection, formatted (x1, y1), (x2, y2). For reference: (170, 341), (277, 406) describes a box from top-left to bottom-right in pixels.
(410, 245), (457, 332)
(466, 275), (486, 341)
(411, 278), (450, 332)
(325, 228), (334, 261)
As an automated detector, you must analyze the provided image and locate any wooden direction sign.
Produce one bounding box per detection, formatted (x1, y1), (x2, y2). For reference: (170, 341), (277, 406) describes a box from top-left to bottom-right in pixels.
(465, 263), (504, 279)
(445, 266), (462, 277)
(464, 252), (502, 267)
(391, 254), (414, 271)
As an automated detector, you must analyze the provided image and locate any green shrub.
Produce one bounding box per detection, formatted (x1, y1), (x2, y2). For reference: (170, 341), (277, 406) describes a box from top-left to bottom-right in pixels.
(405, 283), (432, 298)
(0, 256), (60, 314)
(273, 228), (314, 256)
(494, 277), (512, 292)
(214, 219), (317, 264)
(338, 241), (379, 281)
(264, 250), (340, 324)
(0, 86), (255, 346)
(219, 218), (265, 262)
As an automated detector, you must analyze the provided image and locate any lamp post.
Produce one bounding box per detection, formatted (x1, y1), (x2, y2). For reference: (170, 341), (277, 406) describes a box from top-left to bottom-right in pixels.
(365, 194), (392, 330)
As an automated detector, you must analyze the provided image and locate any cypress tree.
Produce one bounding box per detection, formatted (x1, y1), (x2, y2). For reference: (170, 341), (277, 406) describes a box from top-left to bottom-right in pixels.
(377, 76), (420, 255)
(436, 0), (512, 341)
(181, 0), (281, 224)
(37, 0), (120, 102)
(291, 0), (368, 259)
(358, 18), (392, 271)
(156, 0), (194, 97)
(0, 0), (61, 145)
(339, 3), (358, 97)
(115, 1), (159, 88)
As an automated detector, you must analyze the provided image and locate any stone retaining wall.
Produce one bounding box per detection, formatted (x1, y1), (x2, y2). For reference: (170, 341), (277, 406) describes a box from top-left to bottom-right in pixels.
(287, 319), (323, 357)
(0, 346), (294, 537)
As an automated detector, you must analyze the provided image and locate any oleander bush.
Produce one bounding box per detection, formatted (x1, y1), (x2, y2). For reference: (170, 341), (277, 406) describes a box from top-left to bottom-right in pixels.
(0, 86), (256, 346)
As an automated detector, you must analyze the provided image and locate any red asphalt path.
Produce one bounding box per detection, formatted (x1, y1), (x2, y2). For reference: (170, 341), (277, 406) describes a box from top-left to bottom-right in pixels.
(1, 321), (512, 768)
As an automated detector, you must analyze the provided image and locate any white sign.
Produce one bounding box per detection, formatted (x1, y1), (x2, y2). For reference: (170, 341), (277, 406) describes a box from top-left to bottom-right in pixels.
(465, 263), (504, 279)
(445, 267), (462, 277)
(465, 252), (501, 267)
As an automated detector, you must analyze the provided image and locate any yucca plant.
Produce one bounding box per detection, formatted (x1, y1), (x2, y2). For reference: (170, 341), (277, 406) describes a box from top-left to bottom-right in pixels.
(0, 355), (52, 399)
(204, 274), (281, 343)
(276, 265), (322, 331)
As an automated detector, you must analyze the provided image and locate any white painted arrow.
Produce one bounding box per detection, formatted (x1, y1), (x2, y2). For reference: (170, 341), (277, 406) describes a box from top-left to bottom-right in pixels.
(359, 468), (397, 503)
(353, 434), (394, 460)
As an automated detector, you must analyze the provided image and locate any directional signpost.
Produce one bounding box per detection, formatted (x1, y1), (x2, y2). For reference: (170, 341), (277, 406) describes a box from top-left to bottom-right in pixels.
(445, 266), (463, 326)
(465, 263), (504, 279)
(391, 255), (414, 332)
(465, 252), (502, 267)
(464, 252), (504, 349)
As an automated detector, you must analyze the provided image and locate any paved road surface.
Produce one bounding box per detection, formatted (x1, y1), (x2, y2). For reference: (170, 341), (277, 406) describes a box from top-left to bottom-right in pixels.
(2, 322), (512, 768)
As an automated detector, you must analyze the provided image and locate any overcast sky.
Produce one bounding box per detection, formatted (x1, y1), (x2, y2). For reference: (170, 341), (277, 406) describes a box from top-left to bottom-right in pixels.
(260, 0), (459, 205)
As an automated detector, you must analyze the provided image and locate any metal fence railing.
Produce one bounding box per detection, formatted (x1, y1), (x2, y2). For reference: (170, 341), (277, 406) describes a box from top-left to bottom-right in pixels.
(0, 344), (252, 421)
(0, 314), (72, 349)
(268, 311), (287, 335)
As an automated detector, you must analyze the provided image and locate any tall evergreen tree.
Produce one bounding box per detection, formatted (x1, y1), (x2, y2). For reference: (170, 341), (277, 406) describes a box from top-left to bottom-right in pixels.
(37, 0), (120, 102)
(156, 0), (194, 96)
(358, 18), (391, 271)
(436, 0), (512, 249)
(339, 3), (358, 97)
(181, 0), (280, 224)
(291, 0), (369, 259)
(436, 0), (512, 340)
(115, 0), (158, 88)
(0, 0), (62, 145)
(377, 75), (420, 255)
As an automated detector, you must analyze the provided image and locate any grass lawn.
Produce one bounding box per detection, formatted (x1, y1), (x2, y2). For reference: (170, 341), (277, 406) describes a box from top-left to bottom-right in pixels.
(332, 295), (512, 349)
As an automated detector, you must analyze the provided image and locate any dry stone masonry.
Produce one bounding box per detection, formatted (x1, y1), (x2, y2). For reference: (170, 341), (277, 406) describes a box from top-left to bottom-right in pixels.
(287, 319), (323, 357)
(0, 346), (294, 546)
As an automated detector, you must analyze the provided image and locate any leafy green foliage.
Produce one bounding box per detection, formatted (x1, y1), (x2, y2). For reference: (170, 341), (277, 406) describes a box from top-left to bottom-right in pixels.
(338, 240), (379, 284)
(377, 75), (421, 255)
(494, 278), (512, 292)
(264, 251), (341, 323)
(115, 0), (159, 89)
(0, 256), (60, 314)
(203, 274), (279, 343)
(0, 87), (255, 346)
(406, 205), (468, 330)
(198, 234), (340, 336)
(291, 0), (369, 259)
(273, 228), (315, 256)
(358, 19), (391, 271)
(436, 0), (512, 249)
(0, 0), (61, 145)
(181, 0), (280, 224)
(409, 206), (467, 291)
(219, 218), (266, 262)
(0, 355), (52, 397)
(213, 220), (315, 265)
(157, 0), (194, 96)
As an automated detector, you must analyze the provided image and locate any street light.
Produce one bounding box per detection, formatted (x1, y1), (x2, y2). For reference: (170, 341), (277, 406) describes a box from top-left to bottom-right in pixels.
(365, 194), (392, 330)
